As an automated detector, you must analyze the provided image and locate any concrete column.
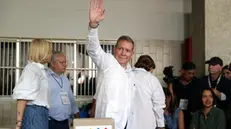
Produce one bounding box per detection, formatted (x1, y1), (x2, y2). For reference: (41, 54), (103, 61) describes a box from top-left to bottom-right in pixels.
(192, 0), (231, 77)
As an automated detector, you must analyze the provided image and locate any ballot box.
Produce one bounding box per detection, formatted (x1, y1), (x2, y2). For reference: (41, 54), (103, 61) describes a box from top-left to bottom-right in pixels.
(73, 118), (114, 129)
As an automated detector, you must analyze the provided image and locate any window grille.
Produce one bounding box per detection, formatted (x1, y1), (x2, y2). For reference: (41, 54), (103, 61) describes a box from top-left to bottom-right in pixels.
(0, 38), (116, 97)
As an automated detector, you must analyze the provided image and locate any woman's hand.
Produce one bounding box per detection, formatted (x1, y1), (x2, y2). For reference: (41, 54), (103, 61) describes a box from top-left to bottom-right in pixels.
(15, 121), (22, 129)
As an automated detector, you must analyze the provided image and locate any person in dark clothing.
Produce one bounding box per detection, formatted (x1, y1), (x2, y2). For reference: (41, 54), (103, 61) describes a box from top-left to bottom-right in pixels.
(200, 57), (231, 108)
(200, 57), (231, 129)
(222, 63), (231, 129)
(165, 62), (201, 129)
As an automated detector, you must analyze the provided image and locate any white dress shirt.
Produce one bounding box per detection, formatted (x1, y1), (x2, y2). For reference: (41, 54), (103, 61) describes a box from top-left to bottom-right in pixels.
(12, 61), (50, 108)
(87, 28), (134, 129)
(127, 68), (166, 129)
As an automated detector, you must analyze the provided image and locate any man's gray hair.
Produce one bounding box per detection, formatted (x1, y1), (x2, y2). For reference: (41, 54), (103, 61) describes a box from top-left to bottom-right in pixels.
(48, 51), (64, 67)
(51, 51), (64, 62)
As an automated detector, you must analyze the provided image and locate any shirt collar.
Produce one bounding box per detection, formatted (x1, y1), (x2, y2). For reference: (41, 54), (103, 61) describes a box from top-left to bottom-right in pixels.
(28, 61), (45, 69)
(125, 64), (132, 72)
(46, 68), (64, 77)
(199, 107), (215, 116)
(133, 68), (147, 72)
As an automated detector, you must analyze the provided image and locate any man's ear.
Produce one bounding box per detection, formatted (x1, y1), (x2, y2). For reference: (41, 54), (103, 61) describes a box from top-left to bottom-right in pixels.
(131, 50), (134, 56)
(50, 61), (55, 68)
(113, 47), (116, 54)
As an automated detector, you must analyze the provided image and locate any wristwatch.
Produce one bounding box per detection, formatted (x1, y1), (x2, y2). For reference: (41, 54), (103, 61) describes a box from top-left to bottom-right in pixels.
(89, 22), (99, 28)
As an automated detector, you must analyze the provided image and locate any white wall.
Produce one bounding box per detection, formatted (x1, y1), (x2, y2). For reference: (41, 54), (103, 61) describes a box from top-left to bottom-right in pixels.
(0, 0), (191, 40)
(0, 0), (191, 83)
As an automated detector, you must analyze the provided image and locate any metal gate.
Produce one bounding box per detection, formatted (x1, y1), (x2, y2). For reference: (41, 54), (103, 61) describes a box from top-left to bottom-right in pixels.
(0, 38), (116, 97)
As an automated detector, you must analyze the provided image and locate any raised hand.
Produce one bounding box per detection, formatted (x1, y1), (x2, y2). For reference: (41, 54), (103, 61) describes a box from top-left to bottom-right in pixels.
(89, 0), (105, 28)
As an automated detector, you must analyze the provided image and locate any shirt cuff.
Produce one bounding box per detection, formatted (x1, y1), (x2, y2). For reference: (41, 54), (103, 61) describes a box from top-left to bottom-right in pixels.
(220, 92), (226, 100)
(88, 28), (98, 37)
(156, 118), (165, 128)
(73, 107), (79, 114)
(93, 92), (98, 100)
(12, 90), (38, 100)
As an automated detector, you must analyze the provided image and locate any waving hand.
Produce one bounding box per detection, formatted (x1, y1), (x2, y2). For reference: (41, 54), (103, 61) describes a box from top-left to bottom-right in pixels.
(89, 0), (105, 28)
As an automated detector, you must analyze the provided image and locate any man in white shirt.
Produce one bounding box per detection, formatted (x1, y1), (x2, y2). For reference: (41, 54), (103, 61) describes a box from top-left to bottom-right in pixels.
(87, 0), (135, 129)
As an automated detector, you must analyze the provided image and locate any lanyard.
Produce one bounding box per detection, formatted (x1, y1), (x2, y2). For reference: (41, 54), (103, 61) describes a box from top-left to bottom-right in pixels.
(51, 74), (63, 89)
(208, 75), (221, 89)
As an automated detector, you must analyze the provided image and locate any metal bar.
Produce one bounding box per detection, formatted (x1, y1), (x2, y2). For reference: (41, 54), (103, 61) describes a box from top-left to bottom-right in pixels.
(58, 42), (61, 51)
(55, 42), (58, 51)
(88, 57), (91, 96)
(73, 42), (77, 96)
(51, 40), (77, 44)
(2, 42), (5, 95)
(84, 43), (87, 96)
(0, 67), (24, 69)
(107, 44), (109, 53)
(15, 40), (20, 85)
(22, 42), (26, 67)
(0, 67), (97, 71)
(90, 58), (94, 96)
(60, 42), (62, 51)
(0, 41), (1, 95)
(27, 42), (30, 65)
(0, 41), (2, 66)
(6, 42), (10, 95)
(0, 37), (117, 43)
(80, 43), (83, 95)
(54, 42), (57, 51)
(10, 42), (14, 95)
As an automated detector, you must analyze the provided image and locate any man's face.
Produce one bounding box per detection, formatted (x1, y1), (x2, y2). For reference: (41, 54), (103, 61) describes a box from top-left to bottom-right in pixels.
(114, 40), (134, 67)
(208, 64), (222, 75)
(181, 69), (196, 82)
(51, 54), (67, 74)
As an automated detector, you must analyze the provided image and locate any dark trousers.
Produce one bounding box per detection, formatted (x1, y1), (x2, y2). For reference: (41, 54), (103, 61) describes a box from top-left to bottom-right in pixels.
(49, 117), (69, 129)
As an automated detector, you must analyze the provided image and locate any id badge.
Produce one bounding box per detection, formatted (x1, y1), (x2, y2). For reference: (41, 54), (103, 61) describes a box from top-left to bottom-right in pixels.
(60, 91), (70, 105)
(179, 99), (188, 110)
